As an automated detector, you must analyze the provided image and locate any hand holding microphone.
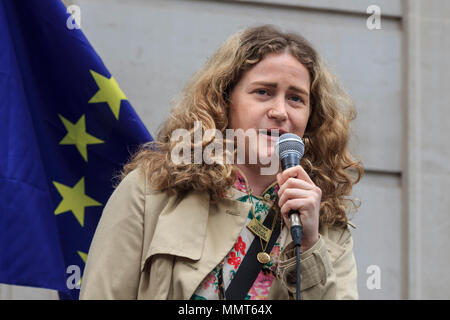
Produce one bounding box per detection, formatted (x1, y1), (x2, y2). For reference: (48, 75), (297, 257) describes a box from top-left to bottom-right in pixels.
(276, 133), (321, 252)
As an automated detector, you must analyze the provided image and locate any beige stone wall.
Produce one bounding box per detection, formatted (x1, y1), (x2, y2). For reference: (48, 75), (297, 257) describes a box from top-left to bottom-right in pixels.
(404, 0), (450, 299)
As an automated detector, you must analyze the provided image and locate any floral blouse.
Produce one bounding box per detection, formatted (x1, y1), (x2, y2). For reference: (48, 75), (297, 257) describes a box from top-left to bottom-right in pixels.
(191, 170), (288, 300)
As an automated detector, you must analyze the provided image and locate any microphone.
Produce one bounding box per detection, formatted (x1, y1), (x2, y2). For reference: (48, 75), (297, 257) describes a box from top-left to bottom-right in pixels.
(276, 133), (305, 300)
(276, 133), (305, 247)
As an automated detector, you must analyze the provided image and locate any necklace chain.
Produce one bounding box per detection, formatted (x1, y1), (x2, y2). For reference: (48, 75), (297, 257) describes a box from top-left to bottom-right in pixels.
(246, 188), (278, 256)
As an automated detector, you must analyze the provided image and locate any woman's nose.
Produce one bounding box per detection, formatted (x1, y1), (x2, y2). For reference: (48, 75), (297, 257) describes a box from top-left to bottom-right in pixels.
(267, 99), (288, 121)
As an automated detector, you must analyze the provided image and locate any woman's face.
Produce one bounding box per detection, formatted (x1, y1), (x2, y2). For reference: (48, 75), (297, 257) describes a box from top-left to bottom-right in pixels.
(228, 51), (311, 165)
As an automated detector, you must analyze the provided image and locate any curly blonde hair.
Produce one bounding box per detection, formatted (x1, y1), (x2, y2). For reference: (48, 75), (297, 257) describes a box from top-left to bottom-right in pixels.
(121, 24), (363, 227)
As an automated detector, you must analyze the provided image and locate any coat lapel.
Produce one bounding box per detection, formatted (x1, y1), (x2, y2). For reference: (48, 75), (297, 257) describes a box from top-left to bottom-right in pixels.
(173, 195), (252, 299)
(143, 190), (252, 299)
(146, 190), (210, 260)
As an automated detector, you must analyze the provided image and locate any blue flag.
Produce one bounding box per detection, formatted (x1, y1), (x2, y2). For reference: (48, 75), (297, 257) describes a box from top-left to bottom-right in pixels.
(0, 0), (152, 299)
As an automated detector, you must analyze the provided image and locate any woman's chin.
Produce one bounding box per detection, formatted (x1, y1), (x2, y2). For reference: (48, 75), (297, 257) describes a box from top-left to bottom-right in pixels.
(257, 148), (275, 164)
(246, 143), (276, 166)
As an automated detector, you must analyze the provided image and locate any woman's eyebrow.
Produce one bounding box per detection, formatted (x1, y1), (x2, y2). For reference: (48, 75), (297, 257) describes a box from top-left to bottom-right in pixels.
(249, 81), (309, 96)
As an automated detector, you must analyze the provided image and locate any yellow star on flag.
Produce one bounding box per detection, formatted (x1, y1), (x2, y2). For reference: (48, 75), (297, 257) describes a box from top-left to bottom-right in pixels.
(53, 177), (102, 227)
(78, 251), (88, 263)
(58, 114), (103, 162)
(88, 70), (127, 120)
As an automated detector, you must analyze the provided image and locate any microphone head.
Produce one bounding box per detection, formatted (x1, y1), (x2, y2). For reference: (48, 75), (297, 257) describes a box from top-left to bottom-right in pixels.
(276, 133), (305, 161)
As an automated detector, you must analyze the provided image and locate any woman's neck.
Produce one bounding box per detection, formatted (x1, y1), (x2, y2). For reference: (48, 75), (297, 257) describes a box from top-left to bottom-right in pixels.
(235, 164), (278, 196)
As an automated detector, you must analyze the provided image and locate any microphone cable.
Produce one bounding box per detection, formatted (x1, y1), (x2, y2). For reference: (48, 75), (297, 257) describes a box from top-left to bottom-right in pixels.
(289, 213), (302, 300)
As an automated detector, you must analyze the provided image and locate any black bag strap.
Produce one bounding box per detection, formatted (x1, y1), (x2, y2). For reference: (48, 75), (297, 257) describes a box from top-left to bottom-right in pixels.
(225, 205), (281, 300)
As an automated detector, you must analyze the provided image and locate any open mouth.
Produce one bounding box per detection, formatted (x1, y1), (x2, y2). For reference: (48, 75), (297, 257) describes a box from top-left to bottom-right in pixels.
(259, 128), (287, 138)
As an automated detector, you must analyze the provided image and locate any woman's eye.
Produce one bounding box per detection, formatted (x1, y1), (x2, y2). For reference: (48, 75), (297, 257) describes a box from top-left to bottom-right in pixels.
(290, 95), (303, 103)
(255, 89), (269, 96)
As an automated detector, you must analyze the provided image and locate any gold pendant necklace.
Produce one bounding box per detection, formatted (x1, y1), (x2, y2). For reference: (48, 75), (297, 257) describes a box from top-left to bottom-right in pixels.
(245, 188), (278, 264)
(256, 252), (271, 264)
(255, 211), (277, 264)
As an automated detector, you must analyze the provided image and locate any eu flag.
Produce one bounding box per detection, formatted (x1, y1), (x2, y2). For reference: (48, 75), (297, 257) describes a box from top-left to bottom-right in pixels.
(0, 0), (152, 299)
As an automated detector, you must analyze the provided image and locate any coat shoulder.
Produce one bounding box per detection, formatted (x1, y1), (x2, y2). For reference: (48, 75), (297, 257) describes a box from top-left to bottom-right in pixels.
(119, 166), (151, 194)
(321, 221), (354, 248)
(119, 166), (173, 199)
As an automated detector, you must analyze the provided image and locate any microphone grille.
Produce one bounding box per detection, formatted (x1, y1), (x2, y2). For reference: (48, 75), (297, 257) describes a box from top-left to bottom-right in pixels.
(276, 133), (305, 160)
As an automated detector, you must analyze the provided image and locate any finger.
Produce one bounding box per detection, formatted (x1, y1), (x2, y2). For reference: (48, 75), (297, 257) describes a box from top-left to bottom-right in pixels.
(278, 166), (301, 186)
(276, 173), (283, 186)
(279, 165), (314, 186)
(280, 198), (310, 218)
(278, 188), (311, 208)
(278, 176), (314, 197)
(295, 164), (315, 185)
(280, 199), (317, 223)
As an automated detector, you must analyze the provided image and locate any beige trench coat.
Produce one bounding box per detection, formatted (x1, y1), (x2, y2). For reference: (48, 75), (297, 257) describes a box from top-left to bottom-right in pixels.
(80, 167), (358, 300)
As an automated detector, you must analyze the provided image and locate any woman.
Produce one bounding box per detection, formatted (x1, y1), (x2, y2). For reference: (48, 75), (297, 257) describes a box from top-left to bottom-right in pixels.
(80, 24), (363, 300)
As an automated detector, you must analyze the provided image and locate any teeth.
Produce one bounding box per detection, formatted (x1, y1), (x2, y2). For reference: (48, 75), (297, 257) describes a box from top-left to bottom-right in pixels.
(260, 129), (280, 137)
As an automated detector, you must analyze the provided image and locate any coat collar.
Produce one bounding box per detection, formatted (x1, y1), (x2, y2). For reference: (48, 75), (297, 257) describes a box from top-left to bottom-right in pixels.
(147, 168), (278, 263)
(146, 190), (252, 262)
(232, 167), (280, 202)
(143, 170), (278, 299)
(144, 189), (253, 299)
